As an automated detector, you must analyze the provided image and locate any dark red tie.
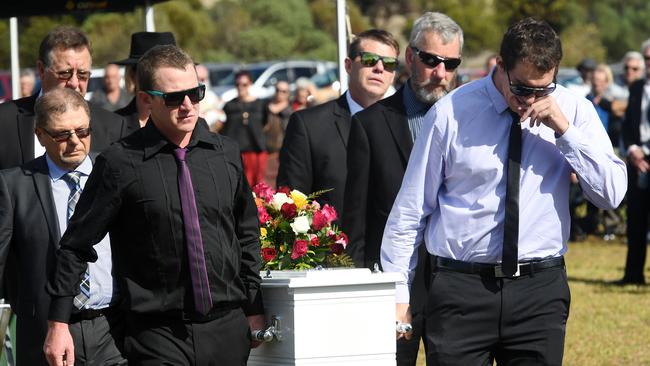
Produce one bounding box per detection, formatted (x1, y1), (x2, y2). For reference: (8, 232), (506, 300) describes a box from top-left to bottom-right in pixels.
(502, 111), (521, 276)
(173, 147), (212, 315)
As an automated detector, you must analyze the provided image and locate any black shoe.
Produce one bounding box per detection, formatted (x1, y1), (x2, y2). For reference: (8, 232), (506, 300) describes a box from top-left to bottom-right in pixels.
(611, 278), (646, 286)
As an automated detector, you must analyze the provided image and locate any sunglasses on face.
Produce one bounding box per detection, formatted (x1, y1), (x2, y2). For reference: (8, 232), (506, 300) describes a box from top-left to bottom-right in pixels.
(145, 84), (206, 107)
(355, 52), (399, 72)
(506, 70), (556, 97)
(410, 47), (462, 71)
(42, 127), (91, 142)
(48, 67), (91, 82)
(624, 65), (640, 72)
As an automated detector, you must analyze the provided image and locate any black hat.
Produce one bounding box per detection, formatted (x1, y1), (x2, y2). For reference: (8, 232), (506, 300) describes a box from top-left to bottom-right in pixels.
(576, 58), (597, 72)
(112, 32), (177, 65)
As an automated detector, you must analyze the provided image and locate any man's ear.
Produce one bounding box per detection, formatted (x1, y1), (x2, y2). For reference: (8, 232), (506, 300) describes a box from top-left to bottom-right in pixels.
(37, 60), (46, 80)
(138, 90), (153, 107)
(344, 57), (352, 75)
(496, 56), (506, 72)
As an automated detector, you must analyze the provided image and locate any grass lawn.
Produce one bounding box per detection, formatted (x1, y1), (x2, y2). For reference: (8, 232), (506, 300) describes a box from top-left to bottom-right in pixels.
(416, 237), (650, 365)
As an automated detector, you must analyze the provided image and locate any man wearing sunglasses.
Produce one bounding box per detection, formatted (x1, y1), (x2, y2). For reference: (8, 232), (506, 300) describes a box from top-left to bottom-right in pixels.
(0, 26), (126, 171)
(278, 29), (398, 216)
(620, 39), (650, 285)
(382, 18), (626, 365)
(45, 45), (265, 366)
(343, 12), (463, 366)
(0, 88), (124, 366)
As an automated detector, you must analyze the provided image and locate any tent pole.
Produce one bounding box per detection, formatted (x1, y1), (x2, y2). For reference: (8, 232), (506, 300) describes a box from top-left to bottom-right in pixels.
(10, 17), (19, 100)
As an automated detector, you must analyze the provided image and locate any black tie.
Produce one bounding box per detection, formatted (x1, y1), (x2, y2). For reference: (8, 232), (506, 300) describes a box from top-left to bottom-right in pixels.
(502, 110), (521, 276)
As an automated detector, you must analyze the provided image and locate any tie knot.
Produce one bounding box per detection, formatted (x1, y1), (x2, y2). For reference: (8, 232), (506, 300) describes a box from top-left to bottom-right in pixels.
(174, 147), (187, 162)
(63, 171), (82, 186)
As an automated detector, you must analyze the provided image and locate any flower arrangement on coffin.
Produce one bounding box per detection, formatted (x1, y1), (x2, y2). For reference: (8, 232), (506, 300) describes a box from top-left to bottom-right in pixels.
(253, 182), (354, 270)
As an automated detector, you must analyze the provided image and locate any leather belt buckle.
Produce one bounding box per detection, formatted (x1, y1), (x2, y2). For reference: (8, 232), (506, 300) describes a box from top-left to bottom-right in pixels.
(494, 263), (520, 278)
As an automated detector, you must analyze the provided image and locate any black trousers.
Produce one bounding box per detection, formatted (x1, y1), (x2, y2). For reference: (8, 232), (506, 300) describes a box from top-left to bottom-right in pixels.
(425, 266), (571, 366)
(124, 307), (251, 366)
(69, 310), (127, 366)
(624, 167), (649, 283)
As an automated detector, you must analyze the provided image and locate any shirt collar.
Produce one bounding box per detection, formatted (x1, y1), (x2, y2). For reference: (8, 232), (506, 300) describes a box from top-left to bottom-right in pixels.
(46, 153), (92, 182)
(486, 67), (510, 115)
(143, 118), (216, 159)
(403, 79), (432, 115)
(345, 91), (365, 116)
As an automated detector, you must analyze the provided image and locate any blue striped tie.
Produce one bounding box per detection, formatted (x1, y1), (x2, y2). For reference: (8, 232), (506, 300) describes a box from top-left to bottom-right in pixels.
(62, 172), (91, 309)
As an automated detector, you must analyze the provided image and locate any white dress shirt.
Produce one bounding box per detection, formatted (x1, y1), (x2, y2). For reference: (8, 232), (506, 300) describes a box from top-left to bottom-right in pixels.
(345, 91), (364, 116)
(47, 154), (115, 309)
(381, 72), (628, 304)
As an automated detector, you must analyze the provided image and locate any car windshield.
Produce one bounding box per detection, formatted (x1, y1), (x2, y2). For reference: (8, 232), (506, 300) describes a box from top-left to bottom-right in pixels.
(215, 66), (266, 87)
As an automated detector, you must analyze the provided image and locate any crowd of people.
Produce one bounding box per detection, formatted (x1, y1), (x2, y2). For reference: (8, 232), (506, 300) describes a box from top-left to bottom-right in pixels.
(0, 9), (645, 366)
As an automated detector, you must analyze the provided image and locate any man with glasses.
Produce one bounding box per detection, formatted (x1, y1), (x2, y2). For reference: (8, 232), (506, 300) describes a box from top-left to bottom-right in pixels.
(343, 12), (463, 366)
(0, 26), (126, 170)
(0, 88), (124, 365)
(382, 18), (626, 365)
(619, 39), (650, 285)
(278, 29), (399, 215)
(45, 45), (265, 365)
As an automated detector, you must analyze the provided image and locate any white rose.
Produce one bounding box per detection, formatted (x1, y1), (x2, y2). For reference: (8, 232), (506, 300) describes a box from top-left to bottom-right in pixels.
(271, 192), (294, 211)
(290, 215), (310, 234)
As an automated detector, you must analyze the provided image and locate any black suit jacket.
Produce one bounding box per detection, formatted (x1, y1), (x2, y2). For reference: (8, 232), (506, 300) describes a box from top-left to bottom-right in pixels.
(0, 93), (127, 170)
(0, 156), (62, 365)
(622, 79), (645, 149)
(277, 94), (351, 214)
(114, 97), (142, 135)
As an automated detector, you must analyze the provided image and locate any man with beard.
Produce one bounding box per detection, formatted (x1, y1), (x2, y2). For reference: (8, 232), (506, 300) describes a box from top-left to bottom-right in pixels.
(343, 12), (463, 365)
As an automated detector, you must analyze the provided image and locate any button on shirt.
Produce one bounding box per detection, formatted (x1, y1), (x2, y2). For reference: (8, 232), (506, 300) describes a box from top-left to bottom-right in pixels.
(46, 154), (114, 309)
(381, 71), (627, 304)
(47, 120), (263, 322)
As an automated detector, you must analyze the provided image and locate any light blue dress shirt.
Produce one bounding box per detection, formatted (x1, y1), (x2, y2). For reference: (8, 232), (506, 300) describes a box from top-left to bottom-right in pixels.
(47, 154), (115, 309)
(381, 71), (628, 304)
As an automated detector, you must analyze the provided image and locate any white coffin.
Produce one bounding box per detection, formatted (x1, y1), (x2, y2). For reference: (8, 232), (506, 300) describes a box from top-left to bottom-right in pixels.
(248, 268), (401, 366)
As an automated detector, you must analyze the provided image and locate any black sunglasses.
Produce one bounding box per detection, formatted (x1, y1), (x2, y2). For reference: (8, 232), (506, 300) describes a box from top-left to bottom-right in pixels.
(506, 70), (556, 97)
(355, 52), (399, 72)
(145, 84), (206, 107)
(410, 47), (462, 71)
(42, 127), (91, 142)
(48, 67), (91, 82)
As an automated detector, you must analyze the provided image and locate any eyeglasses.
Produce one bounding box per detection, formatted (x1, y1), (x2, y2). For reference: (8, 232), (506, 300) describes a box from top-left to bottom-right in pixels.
(276, 89), (289, 93)
(48, 67), (91, 82)
(42, 127), (91, 142)
(624, 65), (640, 72)
(506, 70), (556, 97)
(410, 47), (462, 71)
(145, 84), (206, 107)
(355, 52), (399, 72)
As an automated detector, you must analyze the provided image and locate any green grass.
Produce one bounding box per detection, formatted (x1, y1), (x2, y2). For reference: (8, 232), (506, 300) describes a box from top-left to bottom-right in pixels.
(416, 237), (650, 366)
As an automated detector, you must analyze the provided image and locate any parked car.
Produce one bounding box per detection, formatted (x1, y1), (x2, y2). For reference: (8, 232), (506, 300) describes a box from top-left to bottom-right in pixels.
(214, 60), (337, 103)
(310, 65), (340, 104)
(204, 62), (240, 88)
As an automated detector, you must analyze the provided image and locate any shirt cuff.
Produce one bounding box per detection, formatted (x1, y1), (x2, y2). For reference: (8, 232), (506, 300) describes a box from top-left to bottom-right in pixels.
(395, 283), (410, 304)
(241, 288), (265, 316)
(48, 296), (74, 323)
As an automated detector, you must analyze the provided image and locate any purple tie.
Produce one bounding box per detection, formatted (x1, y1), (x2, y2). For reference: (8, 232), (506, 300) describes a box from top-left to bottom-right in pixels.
(173, 147), (213, 315)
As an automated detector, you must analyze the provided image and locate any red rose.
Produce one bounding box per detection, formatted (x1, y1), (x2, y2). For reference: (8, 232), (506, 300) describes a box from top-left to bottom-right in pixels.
(321, 204), (338, 223)
(310, 235), (320, 246)
(336, 232), (349, 248)
(261, 247), (277, 262)
(311, 211), (328, 230)
(291, 239), (309, 259)
(257, 205), (271, 224)
(253, 182), (275, 201)
(277, 186), (291, 195)
(281, 202), (298, 219)
(330, 243), (344, 255)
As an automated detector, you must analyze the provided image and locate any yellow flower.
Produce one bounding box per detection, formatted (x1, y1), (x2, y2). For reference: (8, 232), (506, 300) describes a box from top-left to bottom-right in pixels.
(291, 190), (308, 209)
(280, 244), (286, 253)
(260, 227), (267, 238)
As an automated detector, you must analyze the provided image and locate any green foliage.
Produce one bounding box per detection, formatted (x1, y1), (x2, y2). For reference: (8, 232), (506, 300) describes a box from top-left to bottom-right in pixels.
(560, 24), (607, 67)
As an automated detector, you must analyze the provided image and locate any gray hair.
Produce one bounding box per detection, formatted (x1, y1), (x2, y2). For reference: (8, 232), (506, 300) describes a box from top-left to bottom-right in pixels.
(35, 88), (90, 129)
(623, 51), (645, 69)
(409, 12), (464, 52)
(641, 39), (650, 54)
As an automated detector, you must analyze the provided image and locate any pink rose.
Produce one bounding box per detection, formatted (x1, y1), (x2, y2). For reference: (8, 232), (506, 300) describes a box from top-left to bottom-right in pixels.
(281, 202), (298, 220)
(257, 206), (271, 224)
(261, 247), (277, 262)
(253, 182), (275, 201)
(336, 232), (348, 248)
(311, 200), (321, 210)
(321, 204), (338, 223)
(311, 211), (328, 231)
(330, 243), (344, 255)
(310, 235), (320, 247)
(291, 239), (309, 259)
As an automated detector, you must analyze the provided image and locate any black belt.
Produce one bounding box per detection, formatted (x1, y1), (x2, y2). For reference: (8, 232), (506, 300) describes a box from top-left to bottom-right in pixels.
(69, 307), (112, 323)
(434, 256), (565, 278)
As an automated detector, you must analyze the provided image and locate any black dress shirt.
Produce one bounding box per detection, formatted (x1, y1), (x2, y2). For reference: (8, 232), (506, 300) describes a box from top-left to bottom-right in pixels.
(47, 119), (264, 322)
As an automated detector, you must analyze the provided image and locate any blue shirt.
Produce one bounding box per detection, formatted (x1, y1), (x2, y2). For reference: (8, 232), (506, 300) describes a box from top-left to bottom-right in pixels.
(381, 71), (627, 303)
(47, 154), (115, 309)
(402, 80), (433, 142)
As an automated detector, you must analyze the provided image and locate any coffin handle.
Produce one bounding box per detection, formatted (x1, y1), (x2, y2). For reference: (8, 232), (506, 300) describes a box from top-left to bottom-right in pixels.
(251, 315), (282, 342)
